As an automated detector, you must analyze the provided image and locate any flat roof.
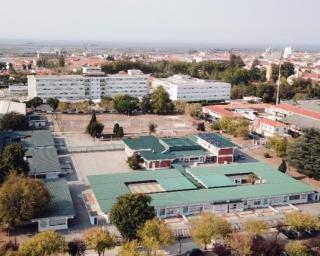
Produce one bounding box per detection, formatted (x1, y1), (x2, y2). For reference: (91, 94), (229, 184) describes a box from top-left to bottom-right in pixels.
(160, 137), (202, 151)
(88, 169), (197, 213)
(123, 136), (165, 152)
(0, 100), (26, 115)
(89, 162), (315, 213)
(197, 133), (238, 148)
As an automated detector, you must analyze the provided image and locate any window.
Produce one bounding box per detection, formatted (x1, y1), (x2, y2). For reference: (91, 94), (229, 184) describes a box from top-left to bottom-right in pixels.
(49, 218), (66, 226)
(183, 206), (188, 214)
(263, 198), (268, 205)
(289, 195), (300, 201)
(254, 200), (261, 206)
(159, 208), (165, 216)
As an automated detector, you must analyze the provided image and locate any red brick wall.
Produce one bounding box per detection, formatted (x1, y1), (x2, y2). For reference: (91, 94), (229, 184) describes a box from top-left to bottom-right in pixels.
(218, 156), (233, 164)
(218, 148), (234, 155)
(160, 160), (171, 168)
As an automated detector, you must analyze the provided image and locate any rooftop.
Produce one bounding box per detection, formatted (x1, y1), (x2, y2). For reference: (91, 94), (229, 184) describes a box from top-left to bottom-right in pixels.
(197, 133), (238, 148)
(259, 118), (288, 128)
(34, 178), (75, 219)
(0, 100), (26, 115)
(89, 162), (314, 213)
(270, 103), (320, 121)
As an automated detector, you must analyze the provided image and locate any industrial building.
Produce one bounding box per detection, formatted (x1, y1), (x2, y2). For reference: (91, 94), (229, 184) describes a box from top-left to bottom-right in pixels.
(152, 75), (230, 102)
(27, 69), (150, 102)
(123, 133), (238, 169)
(88, 162), (319, 222)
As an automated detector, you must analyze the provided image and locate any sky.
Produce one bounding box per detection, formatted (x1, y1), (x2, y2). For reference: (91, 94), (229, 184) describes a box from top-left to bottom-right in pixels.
(0, 0), (319, 46)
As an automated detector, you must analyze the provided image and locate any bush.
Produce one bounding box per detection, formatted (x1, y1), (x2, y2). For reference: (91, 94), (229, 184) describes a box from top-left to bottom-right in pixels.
(264, 152), (270, 158)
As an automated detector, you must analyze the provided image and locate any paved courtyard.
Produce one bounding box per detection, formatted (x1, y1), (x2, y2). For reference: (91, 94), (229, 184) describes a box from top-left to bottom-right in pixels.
(71, 151), (132, 183)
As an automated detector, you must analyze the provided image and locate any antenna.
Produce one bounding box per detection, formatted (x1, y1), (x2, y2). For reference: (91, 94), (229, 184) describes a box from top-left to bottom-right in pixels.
(276, 50), (283, 105)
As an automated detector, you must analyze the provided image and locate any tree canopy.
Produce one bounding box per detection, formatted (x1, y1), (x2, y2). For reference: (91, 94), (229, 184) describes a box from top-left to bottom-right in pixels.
(1, 112), (28, 131)
(285, 212), (319, 232)
(109, 193), (155, 240)
(287, 129), (320, 179)
(86, 112), (104, 137)
(46, 98), (59, 110)
(26, 97), (43, 108)
(82, 227), (116, 256)
(113, 94), (139, 114)
(151, 86), (174, 114)
(138, 219), (175, 255)
(190, 213), (232, 249)
(19, 231), (66, 256)
(0, 173), (51, 230)
(0, 143), (29, 181)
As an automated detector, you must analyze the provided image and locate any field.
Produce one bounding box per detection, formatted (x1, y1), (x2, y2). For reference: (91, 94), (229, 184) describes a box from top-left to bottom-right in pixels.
(49, 113), (196, 137)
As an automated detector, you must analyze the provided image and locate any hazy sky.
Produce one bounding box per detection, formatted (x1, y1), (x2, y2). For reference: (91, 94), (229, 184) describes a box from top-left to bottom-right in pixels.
(0, 0), (319, 45)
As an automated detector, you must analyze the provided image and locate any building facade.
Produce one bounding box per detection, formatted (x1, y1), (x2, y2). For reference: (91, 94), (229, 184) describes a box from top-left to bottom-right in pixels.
(27, 69), (150, 102)
(152, 75), (231, 102)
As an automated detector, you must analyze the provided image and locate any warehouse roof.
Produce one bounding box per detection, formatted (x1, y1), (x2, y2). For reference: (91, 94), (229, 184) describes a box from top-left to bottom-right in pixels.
(34, 178), (75, 219)
(89, 162), (315, 213)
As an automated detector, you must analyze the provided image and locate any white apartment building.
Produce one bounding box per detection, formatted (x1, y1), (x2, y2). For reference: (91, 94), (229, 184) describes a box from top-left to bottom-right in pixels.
(28, 75), (86, 101)
(104, 69), (149, 98)
(27, 69), (150, 101)
(152, 75), (231, 102)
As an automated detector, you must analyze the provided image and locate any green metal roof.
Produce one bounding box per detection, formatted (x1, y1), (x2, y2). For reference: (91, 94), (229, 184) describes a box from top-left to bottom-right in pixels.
(123, 136), (165, 152)
(171, 149), (210, 158)
(35, 178), (75, 219)
(88, 169), (197, 212)
(160, 137), (202, 151)
(89, 162), (315, 213)
(197, 133), (238, 148)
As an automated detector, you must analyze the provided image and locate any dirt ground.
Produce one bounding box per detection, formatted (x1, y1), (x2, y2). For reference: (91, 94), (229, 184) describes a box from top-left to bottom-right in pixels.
(47, 113), (196, 137)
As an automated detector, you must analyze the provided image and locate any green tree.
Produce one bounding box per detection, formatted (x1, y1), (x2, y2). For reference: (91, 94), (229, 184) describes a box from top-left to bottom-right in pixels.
(1, 112), (28, 131)
(190, 213), (232, 249)
(140, 95), (153, 114)
(26, 97), (43, 108)
(229, 54), (245, 68)
(278, 159), (287, 173)
(281, 62), (295, 78)
(0, 144), (29, 180)
(0, 173), (50, 233)
(19, 231), (66, 256)
(46, 98), (59, 110)
(86, 112), (104, 137)
(113, 95), (139, 114)
(127, 153), (144, 170)
(287, 129), (320, 179)
(151, 86), (174, 114)
(57, 101), (69, 112)
(58, 55), (65, 67)
(110, 193), (155, 240)
(82, 227), (116, 256)
(118, 126), (124, 137)
(138, 219), (175, 255)
(148, 123), (157, 134)
(286, 241), (309, 256)
(113, 123), (120, 134)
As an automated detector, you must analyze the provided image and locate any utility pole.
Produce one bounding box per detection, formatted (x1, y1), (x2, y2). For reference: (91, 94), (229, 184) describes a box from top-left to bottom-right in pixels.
(276, 51), (283, 105)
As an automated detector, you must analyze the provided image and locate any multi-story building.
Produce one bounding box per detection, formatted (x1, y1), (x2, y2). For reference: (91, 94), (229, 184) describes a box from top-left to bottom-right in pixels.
(28, 75), (86, 101)
(104, 69), (149, 98)
(27, 69), (150, 102)
(152, 75), (231, 102)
